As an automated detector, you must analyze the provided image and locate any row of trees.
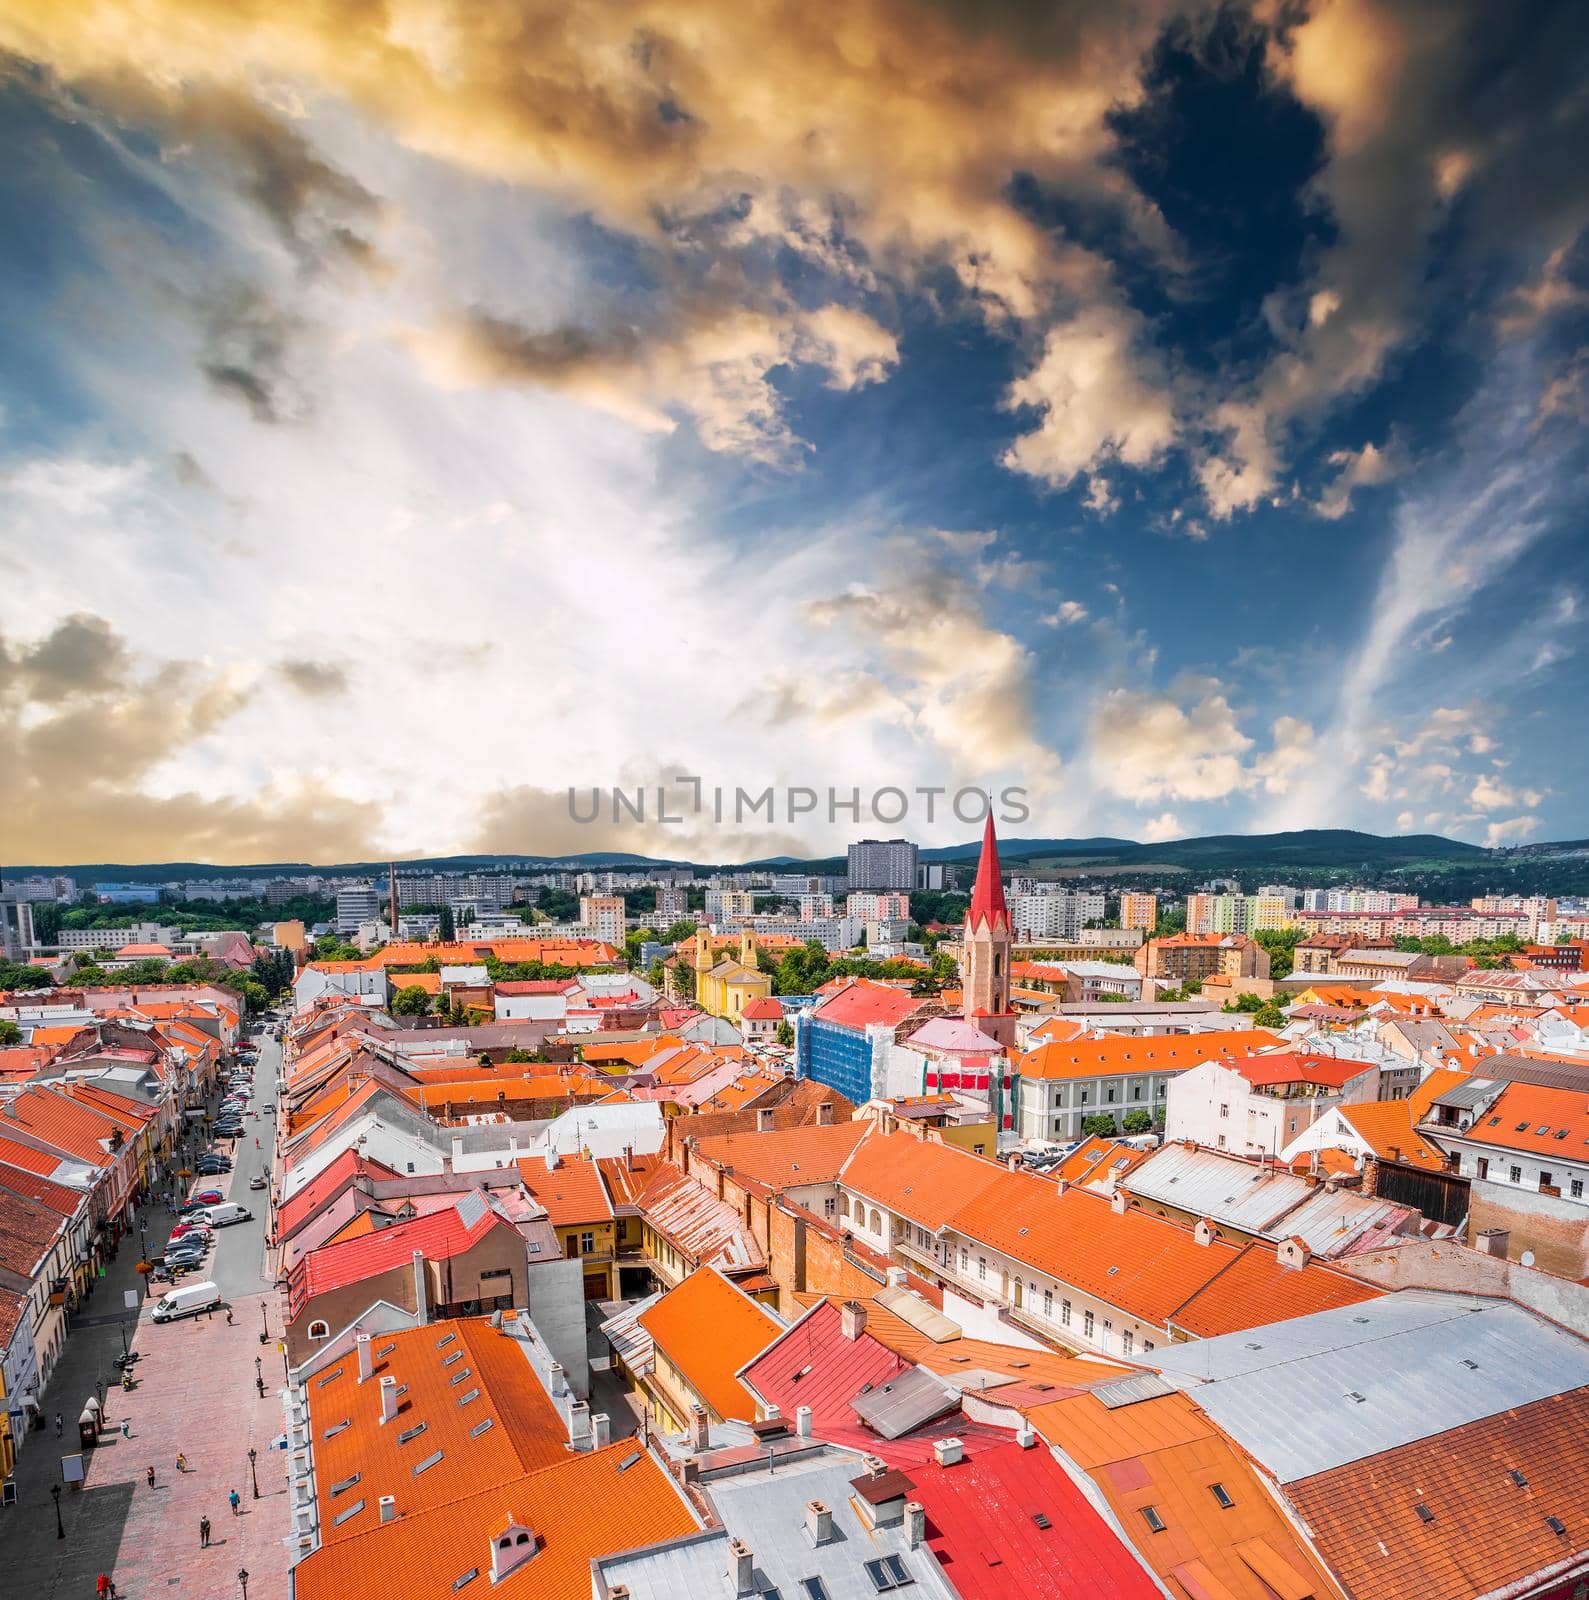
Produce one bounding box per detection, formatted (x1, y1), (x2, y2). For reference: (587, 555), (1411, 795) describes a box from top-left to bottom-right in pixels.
(1078, 1108), (1164, 1138)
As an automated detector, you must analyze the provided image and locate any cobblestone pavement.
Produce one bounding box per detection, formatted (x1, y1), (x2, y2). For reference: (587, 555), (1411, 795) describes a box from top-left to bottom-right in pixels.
(0, 1040), (291, 1600)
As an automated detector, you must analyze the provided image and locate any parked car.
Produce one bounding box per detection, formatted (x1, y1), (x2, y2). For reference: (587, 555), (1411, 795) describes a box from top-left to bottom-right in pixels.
(169, 1221), (211, 1239)
(187, 1188), (224, 1206)
(195, 1159), (231, 1175)
(152, 1281), (221, 1323)
(194, 1202), (253, 1228)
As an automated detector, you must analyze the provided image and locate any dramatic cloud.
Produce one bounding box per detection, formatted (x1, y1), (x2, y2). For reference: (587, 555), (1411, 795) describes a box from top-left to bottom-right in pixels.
(1090, 686), (1254, 804)
(0, 614), (375, 862)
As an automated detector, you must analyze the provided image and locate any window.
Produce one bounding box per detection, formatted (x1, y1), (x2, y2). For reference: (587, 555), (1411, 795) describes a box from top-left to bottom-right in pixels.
(823, 1197), (837, 1219)
(1573, 1180), (1584, 1199)
(1539, 1172), (1553, 1191)
(1106, 1087), (1117, 1104)
(1510, 1165), (1523, 1184)
(1141, 1506), (1166, 1534)
(802, 1581), (833, 1600)
(579, 1231), (595, 1253)
(1210, 1483), (1234, 1509)
(308, 1320), (330, 1340)
(960, 1248), (969, 1272)
(838, 1195), (850, 1218)
(1219, 1104), (1229, 1119)
(1477, 1157), (1489, 1180)
(863, 1555), (913, 1592)
(977, 1256), (987, 1282)
(1078, 1089), (1089, 1106)
(870, 1209), (882, 1234)
(1122, 1330), (1133, 1355)
(1061, 1299), (1071, 1327)
(1083, 1310), (1095, 1338)
(1043, 1288), (1053, 1317)
(1217, 1135), (1226, 1150)
(1142, 1340), (1154, 1353)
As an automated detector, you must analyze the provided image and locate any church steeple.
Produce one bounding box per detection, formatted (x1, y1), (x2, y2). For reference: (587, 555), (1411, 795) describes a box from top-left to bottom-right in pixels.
(967, 811), (1009, 933)
(961, 810), (1015, 1046)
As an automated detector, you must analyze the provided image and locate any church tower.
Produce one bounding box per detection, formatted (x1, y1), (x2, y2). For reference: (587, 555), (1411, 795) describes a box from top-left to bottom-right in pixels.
(961, 811), (1016, 1047)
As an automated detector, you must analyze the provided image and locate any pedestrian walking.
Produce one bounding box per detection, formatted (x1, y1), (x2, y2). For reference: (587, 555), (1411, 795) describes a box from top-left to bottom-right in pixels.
(120, 1418), (130, 1440)
(225, 1307), (234, 1325)
(146, 1466), (155, 1488)
(96, 1575), (110, 1599)
(228, 1488), (241, 1515)
(200, 1515), (211, 1548)
(176, 1452), (187, 1474)
(55, 1411), (63, 1437)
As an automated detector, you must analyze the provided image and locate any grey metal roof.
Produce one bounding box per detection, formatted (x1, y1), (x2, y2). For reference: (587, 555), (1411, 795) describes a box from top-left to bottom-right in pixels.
(1124, 1144), (1312, 1234)
(599, 1293), (661, 1375)
(1152, 1291), (1589, 1483)
(1088, 1372), (1176, 1409)
(850, 1365), (958, 1438)
(1277, 1187), (1414, 1255)
(1431, 1076), (1502, 1110)
(874, 1285), (960, 1343)
(595, 1447), (960, 1600)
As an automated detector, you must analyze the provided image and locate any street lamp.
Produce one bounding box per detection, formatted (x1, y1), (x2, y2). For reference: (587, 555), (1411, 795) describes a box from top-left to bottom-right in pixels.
(238, 1568), (249, 1600)
(118, 1321), (129, 1361)
(254, 1355), (262, 1384)
(51, 1482), (64, 1539)
(248, 1446), (259, 1499)
(259, 1302), (268, 1339)
(96, 1378), (105, 1407)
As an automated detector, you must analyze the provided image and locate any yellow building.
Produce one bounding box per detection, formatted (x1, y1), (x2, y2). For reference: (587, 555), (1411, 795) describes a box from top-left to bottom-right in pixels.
(518, 1155), (617, 1300)
(273, 920), (307, 953)
(693, 931), (773, 1023)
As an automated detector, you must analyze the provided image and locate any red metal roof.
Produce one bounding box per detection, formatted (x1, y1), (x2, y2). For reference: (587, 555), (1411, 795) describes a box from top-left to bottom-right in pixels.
(810, 979), (925, 1031)
(276, 1150), (401, 1244)
(967, 811), (1010, 933)
(1234, 1052), (1375, 1088)
(915, 1438), (1162, 1600)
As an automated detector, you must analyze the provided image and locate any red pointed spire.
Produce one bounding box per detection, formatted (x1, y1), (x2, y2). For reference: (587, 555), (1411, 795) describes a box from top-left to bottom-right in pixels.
(967, 810), (1008, 932)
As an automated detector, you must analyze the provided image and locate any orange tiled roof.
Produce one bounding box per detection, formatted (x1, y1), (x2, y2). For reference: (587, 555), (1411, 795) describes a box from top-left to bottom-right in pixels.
(294, 1439), (697, 1600)
(390, 972), (442, 994)
(1286, 1386), (1589, 1600)
(838, 1129), (1007, 1231)
(1018, 1029), (1273, 1082)
(1053, 1134), (1153, 1189)
(1168, 1241), (1382, 1338)
(1468, 1080), (1589, 1158)
(637, 1265), (781, 1421)
(1338, 1100), (1446, 1170)
(516, 1154), (613, 1229)
(1407, 1067), (1469, 1123)
(690, 1120), (871, 1191)
(1029, 1387), (1347, 1600)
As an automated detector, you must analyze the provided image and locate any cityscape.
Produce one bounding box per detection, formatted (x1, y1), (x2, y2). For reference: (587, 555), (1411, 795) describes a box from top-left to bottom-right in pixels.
(3, 0), (1589, 1597)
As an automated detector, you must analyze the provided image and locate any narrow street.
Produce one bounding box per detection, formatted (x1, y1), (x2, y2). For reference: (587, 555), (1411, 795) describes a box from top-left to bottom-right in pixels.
(0, 1025), (290, 1600)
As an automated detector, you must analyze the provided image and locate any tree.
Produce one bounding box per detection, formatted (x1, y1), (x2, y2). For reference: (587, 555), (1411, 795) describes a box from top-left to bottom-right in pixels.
(625, 927), (658, 968)
(1221, 992), (1265, 1015)
(0, 1019), (21, 1046)
(1121, 1109), (1154, 1135)
(774, 1019), (795, 1048)
(1080, 1113), (1118, 1138)
(0, 961), (52, 991)
(391, 985), (433, 1016)
(1252, 1002), (1287, 1030)
(1252, 927), (1302, 979)
(438, 903), (456, 942)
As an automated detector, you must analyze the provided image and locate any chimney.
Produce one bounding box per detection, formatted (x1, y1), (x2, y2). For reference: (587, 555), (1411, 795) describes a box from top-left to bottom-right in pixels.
(356, 1333), (372, 1382)
(840, 1301), (867, 1341)
(567, 1400), (590, 1446)
(796, 1404), (812, 1438)
(549, 1363), (566, 1399)
(378, 1494), (396, 1523)
(1277, 1236), (1311, 1270)
(689, 1403), (710, 1451)
(591, 1412), (611, 1449)
(450, 1133), (463, 1169)
(1194, 1217), (1215, 1247)
(378, 1374), (398, 1424)
(624, 1143), (634, 1172)
(1475, 1227), (1511, 1258)
(609, 1589), (631, 1600)
(932, 1437), (963, 1467)
(1110, 1188), (1128, 1215)
(728, 1537), (755, 1598)
(757, 1107), (776, 1133)
(1054, 1176), (1068, 1195)
(400, 1243), (430, 1324)
(1015, 1420), (1036, 1449)
(545, 1145), (560, 1172)
(805, 1500), (833, 1547)
(816, 1102), (834, 1127)
(1006, 1154), (1020, 1171)
(904, 1501), (926, 1549)
(886, 1266), (906, 1288)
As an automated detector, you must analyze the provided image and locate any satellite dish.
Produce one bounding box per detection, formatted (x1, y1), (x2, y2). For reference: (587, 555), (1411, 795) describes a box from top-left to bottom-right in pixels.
(1520, 1249), (1536, 1268)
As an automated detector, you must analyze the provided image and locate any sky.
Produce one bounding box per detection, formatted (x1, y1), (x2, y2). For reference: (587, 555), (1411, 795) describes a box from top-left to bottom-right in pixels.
(0, 0), (1585, 865)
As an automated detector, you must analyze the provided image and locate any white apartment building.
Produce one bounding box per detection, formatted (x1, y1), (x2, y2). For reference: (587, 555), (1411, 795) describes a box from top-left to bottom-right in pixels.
(1164, 1054), (1380, 1156)
(1008, 890), (1105, 942)
(704, 888), (756, 919)
(655, 887), (689, 923)
(335, 882), (381, 934)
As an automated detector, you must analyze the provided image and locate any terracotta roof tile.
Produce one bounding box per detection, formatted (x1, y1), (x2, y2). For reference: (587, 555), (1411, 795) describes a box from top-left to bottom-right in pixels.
(1019, 1031), (1273, 1082)
(1468, 1080), (1589, 1158)
(516, 1155), (613, 1228)
(838, 1129), (1007, 1231)
(690, 1120), (871, 1191)
(1168, 1242), (1381, 1339)
(637, 1266), (781, 1421)
(810, 979), (928, 1031)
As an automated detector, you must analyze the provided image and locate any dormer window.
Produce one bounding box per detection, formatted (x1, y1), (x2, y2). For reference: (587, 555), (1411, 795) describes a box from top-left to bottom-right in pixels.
(489, 1520), (538, 1583)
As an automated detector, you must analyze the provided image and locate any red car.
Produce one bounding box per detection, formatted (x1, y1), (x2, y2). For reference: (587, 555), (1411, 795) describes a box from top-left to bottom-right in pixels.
(187, 1189), (224, 1207)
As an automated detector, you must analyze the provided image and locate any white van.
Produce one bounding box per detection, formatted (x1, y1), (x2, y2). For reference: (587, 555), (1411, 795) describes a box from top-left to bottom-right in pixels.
(196, 1202), (253, 1228)
(152, 1281), (222, 1322)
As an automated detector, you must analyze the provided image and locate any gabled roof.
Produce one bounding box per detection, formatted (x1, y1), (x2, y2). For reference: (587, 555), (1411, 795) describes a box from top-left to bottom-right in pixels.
(1337, 1100), (1446, 1170)
(1286, 1387), (1589, 1600)
(1463, 1079), (1589, 1158)
(1168, 1241), (1381, 1338)
(516, 1154), (613, 1228)
(1233, 1051), (1376, 1089)
(1019, 1030), (1273, 1082)
(637, 1266), (781, 1420)
(839, 1130), (1007, 1232)
(276, 1150), (401, 1242)
(630, 1162), (763, 1274)
(689, 1119), (871, 1191)
(738, 996), (783, 1020)
(809, 977), (926, 1031)
(0, 1086), (117, 1166)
